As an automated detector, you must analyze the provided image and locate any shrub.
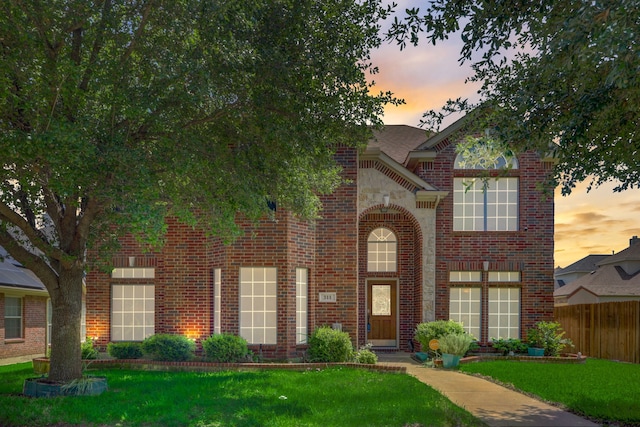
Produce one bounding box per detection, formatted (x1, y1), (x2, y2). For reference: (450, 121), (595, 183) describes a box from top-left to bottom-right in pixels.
(414, 320), (466, 353)
(491, 338), (528, 355)
(107, 342), (143, 359)
(141, 334), (195, 361)
(354, 343), (378, 364)
(202, 333), (249, 362)
(81, 337), (99, 360)
(526, 321), (573, 356)
(438, 333), (475, 356)
(307, 326), (354, 362)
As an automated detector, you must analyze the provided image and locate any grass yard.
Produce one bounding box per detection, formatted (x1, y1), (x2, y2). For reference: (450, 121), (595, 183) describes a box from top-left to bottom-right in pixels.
(0, 363), (484, 427)
(459, 358), (640, 425)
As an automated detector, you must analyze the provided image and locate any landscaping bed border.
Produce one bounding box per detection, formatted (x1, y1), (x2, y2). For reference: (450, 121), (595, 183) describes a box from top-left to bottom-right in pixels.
(79, 358), (407, 373)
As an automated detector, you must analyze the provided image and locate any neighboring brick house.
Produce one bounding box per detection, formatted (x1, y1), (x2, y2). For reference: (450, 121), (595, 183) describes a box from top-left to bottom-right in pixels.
(86, 118), (555, 358)
(0, 246), (49, 360)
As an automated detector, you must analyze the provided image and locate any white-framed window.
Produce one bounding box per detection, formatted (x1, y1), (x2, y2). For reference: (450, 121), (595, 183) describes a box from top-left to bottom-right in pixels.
(488, 271), (521, 282)
(296, 268), (308, 345)
(214, 269), (221, 335)
(239, 267), (277, 345)
(488, 288), (520, 339)
(453, 177), (519, 231)
(449, 288), (481, 340)
(111, 284), (155, 341)
(449, 271), (482, 282)
(4, 296), (23, 339)
(367, 227), (397, 272)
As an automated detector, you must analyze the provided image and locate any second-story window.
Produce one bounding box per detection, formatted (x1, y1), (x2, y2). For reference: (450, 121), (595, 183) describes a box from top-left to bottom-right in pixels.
(453, 150), (519, 231)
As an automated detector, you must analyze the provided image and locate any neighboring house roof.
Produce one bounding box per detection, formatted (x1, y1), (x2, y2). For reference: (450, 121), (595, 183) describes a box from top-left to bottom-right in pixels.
(556, 254), (610, 275)
(0, 246), (47, 293)
(554, 238), (640, 299)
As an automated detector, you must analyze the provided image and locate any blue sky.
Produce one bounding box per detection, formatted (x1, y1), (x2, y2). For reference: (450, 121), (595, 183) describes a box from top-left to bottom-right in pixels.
(370, 16), (640, 268)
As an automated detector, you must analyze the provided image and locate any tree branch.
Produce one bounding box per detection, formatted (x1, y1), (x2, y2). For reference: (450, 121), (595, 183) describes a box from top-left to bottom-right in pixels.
(0, 228), (59, 289)
(120, 0), (155, 65)
(80, 0), (113, 91)
(0, 201), (66, 262)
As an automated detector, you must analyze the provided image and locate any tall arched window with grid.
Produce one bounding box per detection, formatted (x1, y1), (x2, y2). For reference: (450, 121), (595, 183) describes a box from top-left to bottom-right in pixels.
(367, 227), (397, 272)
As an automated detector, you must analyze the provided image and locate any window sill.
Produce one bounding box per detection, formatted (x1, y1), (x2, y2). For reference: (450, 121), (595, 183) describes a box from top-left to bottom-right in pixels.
(4, 339), (25, 344)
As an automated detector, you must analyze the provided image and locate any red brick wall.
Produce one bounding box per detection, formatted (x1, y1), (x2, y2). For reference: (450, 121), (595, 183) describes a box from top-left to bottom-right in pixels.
(0, 293), (48, 359)
(426, 143), (554, 343)
(314, 147), (359, 344)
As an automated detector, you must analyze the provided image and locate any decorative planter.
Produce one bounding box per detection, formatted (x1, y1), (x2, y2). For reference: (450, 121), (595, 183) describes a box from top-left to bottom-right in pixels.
(527, 347), (545, 357)
(23, 377), (108, 398)
(441, 353), (461, 368)
(32, 358), (50, 374)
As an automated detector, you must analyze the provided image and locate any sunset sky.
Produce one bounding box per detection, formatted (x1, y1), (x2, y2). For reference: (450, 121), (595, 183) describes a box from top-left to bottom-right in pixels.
(370, 19), (640, 268)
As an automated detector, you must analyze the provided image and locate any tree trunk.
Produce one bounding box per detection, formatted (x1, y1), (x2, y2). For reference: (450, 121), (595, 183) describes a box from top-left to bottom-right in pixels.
(48, 266), (85, 382)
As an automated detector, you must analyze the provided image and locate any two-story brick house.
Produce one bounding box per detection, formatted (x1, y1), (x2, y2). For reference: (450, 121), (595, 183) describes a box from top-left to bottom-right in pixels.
(86, 118), (555, 358)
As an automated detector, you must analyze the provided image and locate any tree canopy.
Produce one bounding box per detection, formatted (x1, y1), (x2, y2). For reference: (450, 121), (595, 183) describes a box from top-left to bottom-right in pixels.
(388, 0), (640, 194)
(0, 0), (394, 381)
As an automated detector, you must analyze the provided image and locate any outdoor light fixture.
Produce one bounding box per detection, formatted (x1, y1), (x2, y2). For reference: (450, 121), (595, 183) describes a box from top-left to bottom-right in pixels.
(381, 194), (390, 213)
(129, 256), (135, 267)
(483, 261), (490, 271)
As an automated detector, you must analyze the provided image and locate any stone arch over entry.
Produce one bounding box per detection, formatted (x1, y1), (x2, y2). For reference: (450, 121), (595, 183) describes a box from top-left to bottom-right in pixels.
(358, 205), (424, 350)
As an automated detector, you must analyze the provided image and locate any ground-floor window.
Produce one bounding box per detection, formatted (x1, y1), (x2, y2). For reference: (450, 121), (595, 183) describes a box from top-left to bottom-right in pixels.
(488, 288), (520, 339)
(449, 288), (481, 339)
(214, 269), (221, 335)
(240, 267), (277, 344)
(448, 282), (521, 341)
(296, 268), (308, 344)
(4, 296), (22, 339)
(111, 284), (155, 341)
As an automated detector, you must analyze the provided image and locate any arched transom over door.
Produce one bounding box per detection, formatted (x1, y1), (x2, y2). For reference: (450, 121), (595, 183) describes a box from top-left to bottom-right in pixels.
(367, 227), (397, 347)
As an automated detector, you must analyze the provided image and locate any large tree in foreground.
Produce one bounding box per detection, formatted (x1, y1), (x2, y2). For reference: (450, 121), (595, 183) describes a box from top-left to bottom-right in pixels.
(0, 0), (394, 382)
(388, 0), (640, 194)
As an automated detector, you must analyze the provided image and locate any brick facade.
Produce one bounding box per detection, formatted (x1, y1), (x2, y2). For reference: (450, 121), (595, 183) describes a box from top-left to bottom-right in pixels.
(0, 293), (48, 359)
(85, 125), (555, 356)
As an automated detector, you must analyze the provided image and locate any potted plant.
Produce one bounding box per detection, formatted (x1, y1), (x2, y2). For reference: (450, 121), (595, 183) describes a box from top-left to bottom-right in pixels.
(437, 333), (475, 368)
(526, 327), (545, 356)
(527, 321), (573, 356)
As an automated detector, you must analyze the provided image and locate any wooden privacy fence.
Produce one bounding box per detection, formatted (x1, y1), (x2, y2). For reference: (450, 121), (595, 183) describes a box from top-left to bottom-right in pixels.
(555, 301), (640, 364)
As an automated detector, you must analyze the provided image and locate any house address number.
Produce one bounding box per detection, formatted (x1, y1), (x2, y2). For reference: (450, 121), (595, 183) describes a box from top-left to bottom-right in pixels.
(319, 292), (337, 303)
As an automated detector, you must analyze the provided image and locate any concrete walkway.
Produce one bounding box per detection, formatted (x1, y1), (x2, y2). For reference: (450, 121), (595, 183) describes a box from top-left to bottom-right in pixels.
(378, 353), (599, 427)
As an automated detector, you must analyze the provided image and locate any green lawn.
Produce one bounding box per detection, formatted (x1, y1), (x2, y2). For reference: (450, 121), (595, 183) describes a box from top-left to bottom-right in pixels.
(0, 363), (484, 427)
(459, 358), (640, 425)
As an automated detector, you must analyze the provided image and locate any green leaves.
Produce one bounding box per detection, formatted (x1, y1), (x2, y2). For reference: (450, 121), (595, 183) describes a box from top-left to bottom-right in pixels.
(388, 0), (640, 194)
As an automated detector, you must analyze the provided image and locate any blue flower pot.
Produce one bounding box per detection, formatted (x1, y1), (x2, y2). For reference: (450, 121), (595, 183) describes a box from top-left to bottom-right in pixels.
(441, 353), (461, 368)
(528, 347), (545, 357)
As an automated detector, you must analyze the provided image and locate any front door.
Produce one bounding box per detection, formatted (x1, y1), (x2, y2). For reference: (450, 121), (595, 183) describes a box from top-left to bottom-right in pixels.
(367, 282), (397, 347)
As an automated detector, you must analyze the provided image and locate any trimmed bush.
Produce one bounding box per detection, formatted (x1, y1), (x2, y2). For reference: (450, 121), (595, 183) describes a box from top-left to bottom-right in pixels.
(307, 326), (354, 362)
(354, 344), (378, 364)
(141, 334), (195, 361)
(491, 338), (528, 355)
(414, 320), (466, 353)
(107, 342), (144, 359)
(202, 333), (249, 362)
(81, 337), (99, 360)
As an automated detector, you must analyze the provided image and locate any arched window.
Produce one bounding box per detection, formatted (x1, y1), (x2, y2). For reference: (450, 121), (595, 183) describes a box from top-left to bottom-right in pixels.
(367, 227), (397, 272)
(454, 152), (518, 170)
(453, 149), (519, 231)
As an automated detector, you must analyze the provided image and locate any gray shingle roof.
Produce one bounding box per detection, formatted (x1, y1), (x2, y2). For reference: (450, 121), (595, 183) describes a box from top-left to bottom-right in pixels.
(0, 246), (46, 291)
